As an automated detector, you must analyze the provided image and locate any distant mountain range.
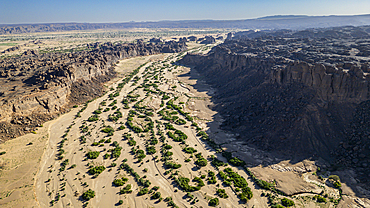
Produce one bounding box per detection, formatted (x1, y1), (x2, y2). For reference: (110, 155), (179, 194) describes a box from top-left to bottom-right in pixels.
(1, 14), (370, 34)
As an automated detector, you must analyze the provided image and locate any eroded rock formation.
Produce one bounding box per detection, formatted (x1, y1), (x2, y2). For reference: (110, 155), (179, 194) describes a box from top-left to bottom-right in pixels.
(0, 40), (186, 140)
(179, 26), (370, 185)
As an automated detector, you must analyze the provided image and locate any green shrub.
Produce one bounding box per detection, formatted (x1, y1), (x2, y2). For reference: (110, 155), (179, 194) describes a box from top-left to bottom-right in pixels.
(93, 110), (102, 114)
(238, 188), (253, 202)
(146, 146), (156, 154)
(111, 146), (122, 158)
(228, 157), (245, 166)
(175, 119), (186, 125)
(128, 139), (136, 146)
(86, 151), (100, 159)
(195, 158), (208, 167)
(211, 158), (227, 167)
(81, 189), (95, 200)
(88, 166), (106, 176)
(101, 126), (114, 135)
(138, 188), (149, 196)
(165, 161), (181, 169)
(120, 184), (132, 194)
(113, 179), (126, 186)
(175, 176), (200, 192)
(314, 195), (327, 203)
(183, 147), (197, 154)
(88, 115), (99, 122)
(208, 197), (219, 207)
(151, 192), (161, 199)
(164, 144), (172, 149)
(256, 179), (273, 190)
(216, 189), (228, 198)
(165, 151), (173, 156)
(333, 181), (342, 188)
(281, 198), (294, 207)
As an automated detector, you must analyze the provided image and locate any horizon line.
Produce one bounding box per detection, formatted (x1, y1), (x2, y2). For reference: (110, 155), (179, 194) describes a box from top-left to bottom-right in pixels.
(1, 13), (370, 26)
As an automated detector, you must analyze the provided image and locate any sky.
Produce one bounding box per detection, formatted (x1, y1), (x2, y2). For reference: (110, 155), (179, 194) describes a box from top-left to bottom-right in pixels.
(1, 0), (370, 24)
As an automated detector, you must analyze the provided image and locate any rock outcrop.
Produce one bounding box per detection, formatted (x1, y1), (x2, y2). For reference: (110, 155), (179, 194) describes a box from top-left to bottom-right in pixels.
(0, 40), (186, 140)
(200, 36), (216, 44)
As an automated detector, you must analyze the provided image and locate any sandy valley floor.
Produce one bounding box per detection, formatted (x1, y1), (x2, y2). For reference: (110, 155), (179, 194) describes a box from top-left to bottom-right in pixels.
(0, 40), (367, 208)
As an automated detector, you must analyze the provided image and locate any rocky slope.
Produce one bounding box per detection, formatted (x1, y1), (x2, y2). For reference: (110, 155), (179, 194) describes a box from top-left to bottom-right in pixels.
(0, 40), (186, 141)
(179, 26), (370, 187)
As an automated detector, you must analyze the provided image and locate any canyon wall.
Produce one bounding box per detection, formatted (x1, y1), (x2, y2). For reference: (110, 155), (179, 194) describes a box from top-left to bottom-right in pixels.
(0, 40), (186, 140)
(179, 28), (370, 171)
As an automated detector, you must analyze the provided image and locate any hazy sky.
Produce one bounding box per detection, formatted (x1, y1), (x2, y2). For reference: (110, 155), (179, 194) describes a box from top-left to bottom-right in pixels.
(1, 0), (370, 24)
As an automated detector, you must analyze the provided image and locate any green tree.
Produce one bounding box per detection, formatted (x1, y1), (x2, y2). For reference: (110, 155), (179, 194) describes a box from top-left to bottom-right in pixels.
(81, 189), (95, 200)
(281, 198), (294, 207)
(209, 197), (219, 206)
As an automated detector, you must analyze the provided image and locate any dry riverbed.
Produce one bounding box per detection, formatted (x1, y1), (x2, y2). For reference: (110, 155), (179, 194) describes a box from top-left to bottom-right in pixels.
(1, 41), (367, 208)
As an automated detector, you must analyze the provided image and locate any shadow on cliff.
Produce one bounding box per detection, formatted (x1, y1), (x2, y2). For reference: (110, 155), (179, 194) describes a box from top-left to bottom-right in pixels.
(176, 60), (370, 200)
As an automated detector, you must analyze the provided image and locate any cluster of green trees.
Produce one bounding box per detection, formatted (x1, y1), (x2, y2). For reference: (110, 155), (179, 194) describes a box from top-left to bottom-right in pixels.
(120, 162), (151, 188)
(219, 168), (253, 202)
(86, 151), (100, 159)
(138, 188), (149, 195)
(135, 149), (146, 161)
(281, 198), (294, 207)
(111, 146), (122, 158)
(75, 103), (88, 118)
(57, 138), (67, 160)
(195, 153), (208, 167)
(101, 125), (114, 136)
(146, 146), (156, 154)
(165, 161), (182, 169)
(208, 197), (219, 206)
(216, 189), (228, 198)
(120, 184), (132, 194)
(211, 158), (227, 167)
(88, 114), (99, 122)
(183, 147), (197, 154)
(208, 171), (217, 184)
(113, 177), (128, 186)
(175, 176), (201, 192)
(81, 189), (95, 200)
(60, 159), (69, 171)
(151, 191), (161, 199)
(167, 130), (187, 142)
(88, 166), (106, 176)
(166, 99), (193, 122)
(108, 100), (117, 106)
(222, 151), (245, 166)
(108, 109), (123, 122)
(126, 121), (143, 133)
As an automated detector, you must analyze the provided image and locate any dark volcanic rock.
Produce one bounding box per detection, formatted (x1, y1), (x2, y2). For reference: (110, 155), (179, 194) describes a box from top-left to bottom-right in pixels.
(179, 26), (370, 165)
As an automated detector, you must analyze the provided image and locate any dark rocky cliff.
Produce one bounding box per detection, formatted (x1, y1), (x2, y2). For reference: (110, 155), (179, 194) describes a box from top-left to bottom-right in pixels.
(179, 26), (370, 182)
